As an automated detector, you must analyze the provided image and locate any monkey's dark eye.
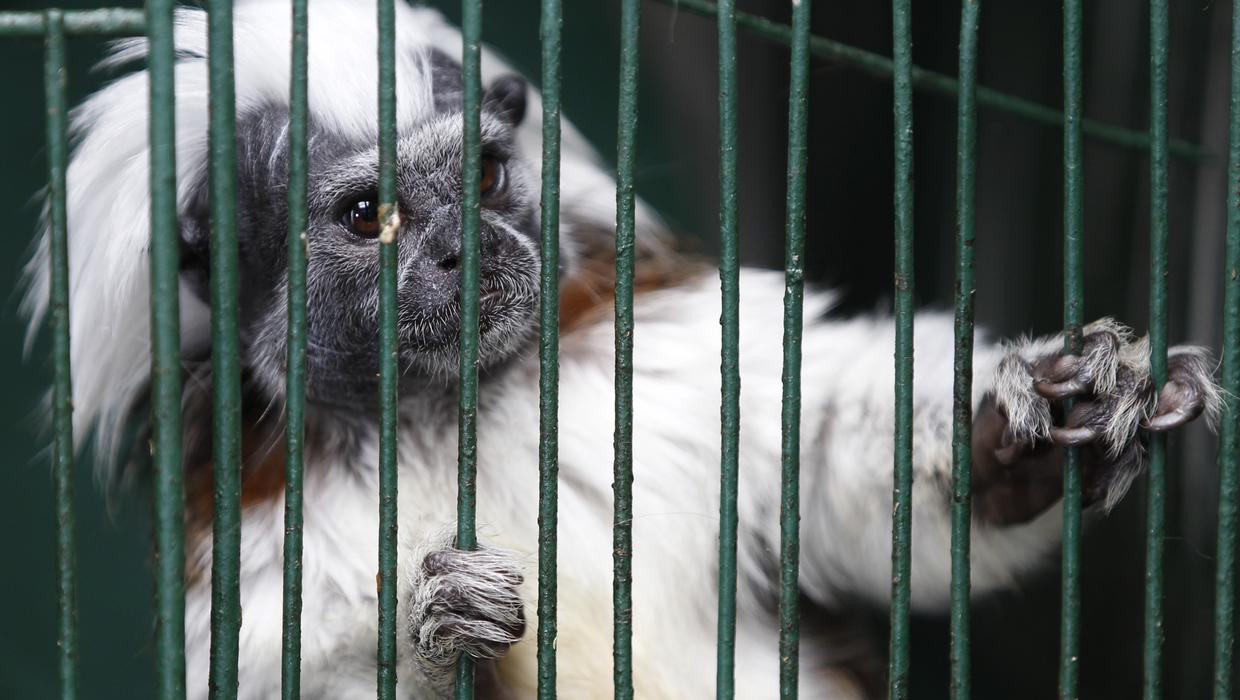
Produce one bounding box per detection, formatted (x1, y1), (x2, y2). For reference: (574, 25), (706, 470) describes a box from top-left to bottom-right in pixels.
(480, 156), (505, 197)
(342, 197), (381, 238)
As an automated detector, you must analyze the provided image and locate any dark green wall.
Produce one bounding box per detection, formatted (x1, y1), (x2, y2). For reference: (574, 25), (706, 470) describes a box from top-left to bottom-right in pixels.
(0, 1), (154, 697)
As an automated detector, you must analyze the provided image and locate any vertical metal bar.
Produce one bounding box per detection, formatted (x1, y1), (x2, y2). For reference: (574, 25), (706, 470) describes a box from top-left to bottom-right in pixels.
(282, 0), (309, 696)
(613, 1), (640, 698)
(715, 0), (740, 697)
(375, 0), (400, 696)
(537, 0), (563, 696)
(1060, 0), (1085, 697)
(44, 11), (78, 700)
(1144, 1), (1170, 697)
(778, 0), (811, 696)
(456, 0), (484, 697)
(1214, 1), (1240, 696)
(888, 0), (916, 695)
(206, 0), (242, 696)
(147, 0), (187, 697)
(950, 2), (980, 699)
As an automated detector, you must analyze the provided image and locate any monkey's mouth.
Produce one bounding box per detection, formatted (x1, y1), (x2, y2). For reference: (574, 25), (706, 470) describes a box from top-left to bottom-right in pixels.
(401, 273), (539, 360)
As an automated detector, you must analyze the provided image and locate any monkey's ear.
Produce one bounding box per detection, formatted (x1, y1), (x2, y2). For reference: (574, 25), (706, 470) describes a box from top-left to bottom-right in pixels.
(483, 74), (527, 127)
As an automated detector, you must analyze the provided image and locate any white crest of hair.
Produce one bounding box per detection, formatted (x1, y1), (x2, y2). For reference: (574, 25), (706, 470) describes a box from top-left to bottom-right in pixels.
(21, 0), (655, 477)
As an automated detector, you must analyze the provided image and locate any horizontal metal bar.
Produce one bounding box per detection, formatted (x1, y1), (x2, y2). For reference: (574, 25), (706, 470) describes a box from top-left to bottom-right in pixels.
(0, 9), (144, 37)
(650, 0), (1212, 162)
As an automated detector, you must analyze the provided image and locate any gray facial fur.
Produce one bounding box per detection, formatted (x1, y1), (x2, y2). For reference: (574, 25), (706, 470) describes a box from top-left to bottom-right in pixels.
(179, 50), (541, 412)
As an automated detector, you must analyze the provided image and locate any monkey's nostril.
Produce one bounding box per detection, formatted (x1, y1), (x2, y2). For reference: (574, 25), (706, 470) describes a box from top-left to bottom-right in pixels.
(437, 255), (458, 272)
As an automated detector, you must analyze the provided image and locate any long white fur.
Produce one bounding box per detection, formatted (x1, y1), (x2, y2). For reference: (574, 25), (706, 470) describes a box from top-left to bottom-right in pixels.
(24, 2), (1169, 698)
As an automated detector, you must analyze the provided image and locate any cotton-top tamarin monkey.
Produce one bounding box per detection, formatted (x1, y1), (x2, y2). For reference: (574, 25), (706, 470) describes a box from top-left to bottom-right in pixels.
(22, 1), (1222, 698)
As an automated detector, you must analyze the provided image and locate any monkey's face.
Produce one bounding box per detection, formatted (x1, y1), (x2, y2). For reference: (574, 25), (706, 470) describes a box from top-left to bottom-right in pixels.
(181, 70), (541, 409)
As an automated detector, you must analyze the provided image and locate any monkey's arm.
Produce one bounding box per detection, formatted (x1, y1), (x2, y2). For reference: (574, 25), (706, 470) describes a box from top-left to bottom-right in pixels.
(788, 311), (1219, 611)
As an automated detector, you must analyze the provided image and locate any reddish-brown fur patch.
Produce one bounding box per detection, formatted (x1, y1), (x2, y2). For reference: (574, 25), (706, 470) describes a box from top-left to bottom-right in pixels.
(184, 410), (287, 584)
(558, 230), (709, 332)
(182, 228), (704, 581)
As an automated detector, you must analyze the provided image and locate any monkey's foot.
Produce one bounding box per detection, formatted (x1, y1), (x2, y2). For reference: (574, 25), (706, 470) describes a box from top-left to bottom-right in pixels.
(409, 544), (526, 688)
(973, 318), (1221, 524)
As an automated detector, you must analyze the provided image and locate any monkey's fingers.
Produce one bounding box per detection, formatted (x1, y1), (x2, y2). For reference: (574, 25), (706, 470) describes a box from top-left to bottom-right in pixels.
(1050, 401), (1101, 447)
(1144, 380), (1205, 432)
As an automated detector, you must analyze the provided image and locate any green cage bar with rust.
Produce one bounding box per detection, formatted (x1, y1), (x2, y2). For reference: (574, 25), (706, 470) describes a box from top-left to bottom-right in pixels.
(147, 0), (188, 697)
(715, 0), (741, 697)
(43, 10), (77, 700)
(456, 0), (484, 697)
(1216, 1), (1240, 697)
(778, 0), (811, 696)
(1060, 0), (1086, 697)
(536, 0), (563, 696)
(950, 1), (981, 698)
(376, 0), (400, 697)
(889, 0), (916, 695)
(1144, 0), (1171, 697)
(613, 0), (640, 698)
(282, 0), (310, 697)
(206, 0), (242, 696)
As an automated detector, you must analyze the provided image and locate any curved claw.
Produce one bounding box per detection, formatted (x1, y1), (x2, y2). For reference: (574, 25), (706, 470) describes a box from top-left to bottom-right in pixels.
(1051, 425), (1097, 446)
(1144, 380), (1205, 432)
(1036, 378), (1090, 399)
(1032, 354), (1081, 383)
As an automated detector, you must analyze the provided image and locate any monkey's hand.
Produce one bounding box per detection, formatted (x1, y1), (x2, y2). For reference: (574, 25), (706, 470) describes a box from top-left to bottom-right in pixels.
(971, 318), (1221, 526)
(408, 544), (526, 696)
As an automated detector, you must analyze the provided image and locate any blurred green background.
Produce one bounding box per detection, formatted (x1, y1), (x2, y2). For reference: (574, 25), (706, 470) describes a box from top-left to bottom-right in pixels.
(2, 0), (1236, 698)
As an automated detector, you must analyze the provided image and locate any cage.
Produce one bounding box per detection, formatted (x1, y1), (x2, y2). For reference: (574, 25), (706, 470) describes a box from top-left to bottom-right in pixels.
(0, 1), (1236, 698)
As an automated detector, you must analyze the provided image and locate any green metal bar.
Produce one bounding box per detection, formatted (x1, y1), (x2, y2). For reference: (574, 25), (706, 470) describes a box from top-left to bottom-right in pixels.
(1143, 1), (1170, 697)
(1214, 1), (1240, 695)
(778, 0), (811, 696)
(888, 0), (916, 696)
(206, 0), (242, 696)
(0, 9), (145, 37)
(646, 0), (1210, 162)
(376, 0), (400, 696)
(1060, 0), (1085, 697)
(887, 0), (917, 693)
(537, 0), (562, 696)
(613, 0), (640, 697)
(715, 0), (740, 697)
(44, 11), (78, 700)
(455, 0), (483, 697)
(147, 0), (187, 697)
(281, 0), (309, 696)
(950, 2), (980, 699)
